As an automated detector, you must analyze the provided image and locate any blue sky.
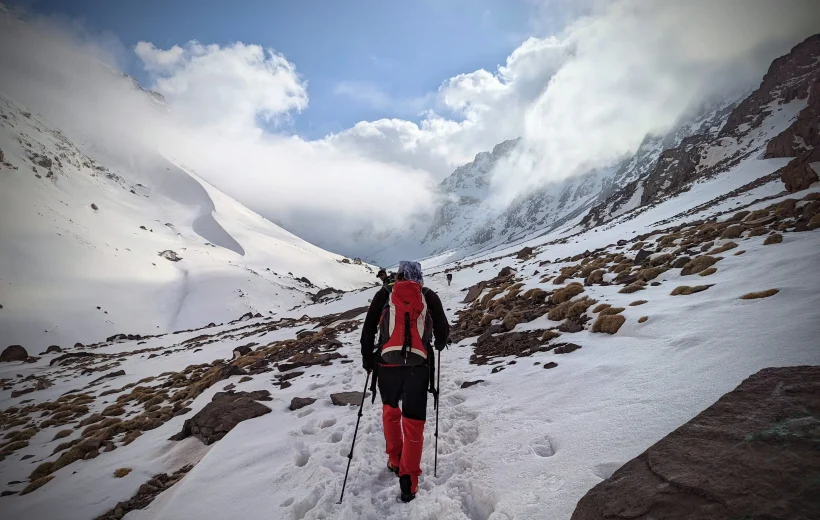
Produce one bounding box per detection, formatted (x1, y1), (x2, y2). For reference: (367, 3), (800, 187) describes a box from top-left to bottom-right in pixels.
(16, 0), (547, 139)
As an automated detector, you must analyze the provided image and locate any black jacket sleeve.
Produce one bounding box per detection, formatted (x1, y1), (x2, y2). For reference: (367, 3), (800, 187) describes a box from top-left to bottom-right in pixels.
(423, 289), (450, 349)
(360, 287), (389, 360)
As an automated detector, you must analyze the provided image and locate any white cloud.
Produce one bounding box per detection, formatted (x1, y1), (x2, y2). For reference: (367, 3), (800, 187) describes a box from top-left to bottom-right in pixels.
(333, 80), (434, 116)
(134, 40), (309, 133)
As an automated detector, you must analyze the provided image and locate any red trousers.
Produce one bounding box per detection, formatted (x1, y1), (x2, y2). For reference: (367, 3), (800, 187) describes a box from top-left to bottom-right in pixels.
(378, 366), (429, 493)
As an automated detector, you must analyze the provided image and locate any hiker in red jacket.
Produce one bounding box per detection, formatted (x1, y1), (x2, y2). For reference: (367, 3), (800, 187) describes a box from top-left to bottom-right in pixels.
(361, 260), (449, 502)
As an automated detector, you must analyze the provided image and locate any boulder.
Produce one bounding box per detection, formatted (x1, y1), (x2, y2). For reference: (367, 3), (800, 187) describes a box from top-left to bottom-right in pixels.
(462, 282), (487, 304)
(158, 250), (182, 262)
(558, 320), (583, 333)
(45, 345), (62, 354)
(516, 246), (534, 259)
(633, 249), (651, 265)
(330, 392), (368, 406)
(460, 380), (484, 389)
(571, 366), (820, 520)
(1, 345), (28, 362)
(232, 346), (252, 359)
(553, 343), (582, 354)
(289, 397), (316, 411)
(170, 391), (272, 445)
(278, 352), (341, 372)
(498, 266), (516, 278)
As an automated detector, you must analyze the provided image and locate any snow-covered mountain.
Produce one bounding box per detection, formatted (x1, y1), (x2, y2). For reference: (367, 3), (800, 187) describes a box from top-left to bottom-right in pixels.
(0, 89), (377, 349)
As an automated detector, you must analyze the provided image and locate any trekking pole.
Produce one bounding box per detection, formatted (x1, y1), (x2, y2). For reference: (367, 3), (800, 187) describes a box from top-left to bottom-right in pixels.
(338, 372), (370, 504)
(433, 357), (441, 477)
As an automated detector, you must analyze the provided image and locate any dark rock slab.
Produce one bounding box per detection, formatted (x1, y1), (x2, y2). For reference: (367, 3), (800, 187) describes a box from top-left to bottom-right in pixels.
(290, 397), (316, 411)
(1, 345), (27, 363)
(170, 391), (272, 445)
(553, 343), (582, 355)
(462, 281), (487, 303)
(558, 320), (583, 333)
(542, 362), (558, 369)
(330, 392), (368, 406)
(571, 366), (820, 520)
(460, 380), (484, 389)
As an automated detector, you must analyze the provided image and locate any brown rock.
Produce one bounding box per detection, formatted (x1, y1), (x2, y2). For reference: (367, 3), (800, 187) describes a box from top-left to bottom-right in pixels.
(460, 380), (485, 389)
(170, 391), (272, 444)
(330, 392), (368, 406)
(1, 345), (28, 362)
(542, 362), (558, 369)
(289, 397), (316, 411)
(571, 366), (820, 520)
(516, 246), (534, 259)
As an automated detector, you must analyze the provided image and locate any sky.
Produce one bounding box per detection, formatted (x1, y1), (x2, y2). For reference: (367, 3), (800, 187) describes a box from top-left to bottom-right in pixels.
(13, 0), (552, 139)
(2, 0), (819, 258)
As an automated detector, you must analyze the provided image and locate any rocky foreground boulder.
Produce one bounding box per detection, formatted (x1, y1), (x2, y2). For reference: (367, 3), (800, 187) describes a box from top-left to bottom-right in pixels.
(171, 390), (272, 445)
(571, 366), (820, 520)
(0, 345), (28, 362)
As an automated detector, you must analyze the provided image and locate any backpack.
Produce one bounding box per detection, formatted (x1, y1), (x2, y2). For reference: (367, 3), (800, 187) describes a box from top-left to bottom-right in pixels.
(378, 281), (433, 366)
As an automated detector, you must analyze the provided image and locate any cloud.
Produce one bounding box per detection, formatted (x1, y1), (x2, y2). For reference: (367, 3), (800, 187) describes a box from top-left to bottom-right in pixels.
(134, 40), (308, 132)
(0, 12), (435, 257)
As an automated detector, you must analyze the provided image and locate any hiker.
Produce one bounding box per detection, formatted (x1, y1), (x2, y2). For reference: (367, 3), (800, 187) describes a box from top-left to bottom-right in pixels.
(446, 273), (452, 286)
(376, 269), (395, 286)
(361, 260), (449, 502)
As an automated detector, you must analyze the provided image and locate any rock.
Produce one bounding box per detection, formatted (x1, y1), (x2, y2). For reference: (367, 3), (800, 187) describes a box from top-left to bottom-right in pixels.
(298, 276), (312, 286)
(571, 366), (820, 520)
(491, 366), (505, 374)
(330, 392), (368, 406)
(45, 345), (62, 354)
(35, 378), (52, 391)
(498, 266), (516, 278)
(312, 287), (342, 302)
(232, 346), (252, 359)
(295, 330), (318, 339)
(542, 362), (558, 369)
(553, 343), (582, 354)
(462, 281), (487, 303)
(460, 380), (484, 389)
(11, 387), (34, 398)
(289, 397), (316, 411)
(89, 370), (125, 385)
(1, 345), (28, 362)
(278, 352), (341, 372)
(633, 249), (651, 264)
(516, 246), (534, 259)
(91, 203), (98, 211)
(558, 320), (583, 333)
(170, 391), (272, 445)
(158, 250), (182, 262)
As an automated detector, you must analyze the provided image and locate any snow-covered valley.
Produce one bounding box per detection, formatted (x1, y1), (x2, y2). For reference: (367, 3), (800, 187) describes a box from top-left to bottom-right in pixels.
(1, 6), (820, 520)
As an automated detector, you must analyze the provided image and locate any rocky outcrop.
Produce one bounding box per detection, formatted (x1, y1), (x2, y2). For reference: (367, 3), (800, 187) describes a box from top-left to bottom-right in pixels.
(158, 250), (182, 262)
(0, 345), (28, 362)
(170, 391), (272, 445)
(289, 397), (316, 411)
(767, 79), (820, 158)
(571, 366), (820, 520)
(779, 146), (820, 193)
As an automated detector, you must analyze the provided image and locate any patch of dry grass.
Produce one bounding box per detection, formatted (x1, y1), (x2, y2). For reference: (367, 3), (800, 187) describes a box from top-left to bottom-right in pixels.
(552, 283), (585, 304)
(566, 298), (597, 321)
(599, 307), (625, 316)
(698, 267), (717, 277)
(113, 467), (132, 478)
(629, 300), (648, 306)
(638, 316), (648, 323)
(592, 303), (611, 313)
(671, 285), (711, 296)
(52, 430), (72, 441)
(747, 226), (767, 237)
(636, 266), (666, 281)
(734, 250), (746, 256)
(720, 225), (744, 239)
(619, 285), (645, 294)
(591, 314), (626, 334)
(502, 312), (519, 331)
(739, 289), (779, 300)
(680, 255), (720, 276)
(763, 233), (783, 245)
(20, 476), (54, 495)
(541, 330), (561, 342)
(709, 241), (738, 254)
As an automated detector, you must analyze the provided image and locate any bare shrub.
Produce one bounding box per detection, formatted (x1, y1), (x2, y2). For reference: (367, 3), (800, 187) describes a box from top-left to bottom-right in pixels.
(629, 300), (648, 306)
(698, 267), (717, 277)
(592, 315), (626, 334)
(638, 316), (648, 323)
(671, 285), (711, 296)
(680, 255), (720, 276)
(552, 283), (585, 304)
(599, 307), (625, 316)
(740, 289), (779, 300)
(720, 225), (744, 239)
(114, 467), (132, 478)
(709, 241), (737, 254)
(619, 285), (644, 294)
(592, 303), (611, 313)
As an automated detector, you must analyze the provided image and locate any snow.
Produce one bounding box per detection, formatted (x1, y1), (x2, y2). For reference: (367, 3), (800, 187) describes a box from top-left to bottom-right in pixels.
(3, 147), (818, 518)
(0, 93), (376, 348)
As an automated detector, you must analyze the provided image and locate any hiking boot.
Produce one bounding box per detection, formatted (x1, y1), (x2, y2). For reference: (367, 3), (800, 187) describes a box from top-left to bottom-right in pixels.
(399, 475), (416, 503)
(387, 461), (399, 476)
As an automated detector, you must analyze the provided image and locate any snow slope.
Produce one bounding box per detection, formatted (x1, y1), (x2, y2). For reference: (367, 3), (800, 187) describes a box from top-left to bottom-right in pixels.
(2, 145), (818, 519)
(0, 92), (377, 349)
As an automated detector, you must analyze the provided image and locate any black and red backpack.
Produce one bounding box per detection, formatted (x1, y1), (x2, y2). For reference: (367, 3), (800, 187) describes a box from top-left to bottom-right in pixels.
(378, 280), (433, 366)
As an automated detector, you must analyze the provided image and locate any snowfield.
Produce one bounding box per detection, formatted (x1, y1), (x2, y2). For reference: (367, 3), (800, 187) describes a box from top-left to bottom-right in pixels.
(2, 136), (818, 518)
(0, 94), (377, 349)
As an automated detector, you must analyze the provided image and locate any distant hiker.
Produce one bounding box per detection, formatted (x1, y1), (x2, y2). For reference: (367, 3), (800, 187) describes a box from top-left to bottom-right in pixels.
(361, 260), (449, 502)
(446, 273), (452, 286)
(376, 269), (395, 286)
